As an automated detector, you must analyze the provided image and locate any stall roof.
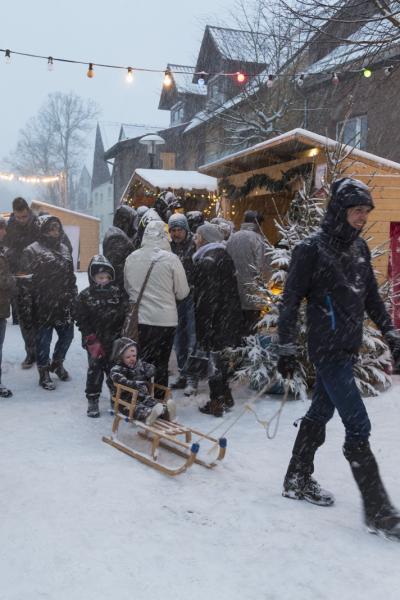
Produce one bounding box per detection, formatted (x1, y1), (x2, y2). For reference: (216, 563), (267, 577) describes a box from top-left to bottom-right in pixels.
(199, 128), (400, 178)
(31, 200), (101, 222)
(129, 169), (218, 193)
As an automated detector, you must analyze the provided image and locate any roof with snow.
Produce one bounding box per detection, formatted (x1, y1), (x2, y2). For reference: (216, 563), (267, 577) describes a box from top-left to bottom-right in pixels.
(168, 65), (208, 96)
(207, 26), (270, 63)
(199, 128), (400, 178)
(122, 169), (218, 201)
(31, 200), (101, 222)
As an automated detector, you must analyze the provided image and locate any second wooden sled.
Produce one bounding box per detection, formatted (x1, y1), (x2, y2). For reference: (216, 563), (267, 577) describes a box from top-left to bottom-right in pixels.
(102, 383), (227, 476)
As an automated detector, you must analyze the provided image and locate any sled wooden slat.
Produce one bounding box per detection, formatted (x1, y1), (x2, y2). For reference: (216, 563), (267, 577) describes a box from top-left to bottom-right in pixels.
(103, 383), (227, 476)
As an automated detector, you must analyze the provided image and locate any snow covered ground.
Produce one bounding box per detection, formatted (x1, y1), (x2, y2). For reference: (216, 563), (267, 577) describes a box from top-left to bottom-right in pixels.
(1, 275), (400, 600)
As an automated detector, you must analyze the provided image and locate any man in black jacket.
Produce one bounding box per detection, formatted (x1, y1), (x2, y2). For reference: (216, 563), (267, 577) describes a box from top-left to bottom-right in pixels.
(5, 197), (40, 368)
(103, 205), (136, 290)
(193, 222), (243, 416)
(278, 178), (400, 540)
(21, 216), (77, 390)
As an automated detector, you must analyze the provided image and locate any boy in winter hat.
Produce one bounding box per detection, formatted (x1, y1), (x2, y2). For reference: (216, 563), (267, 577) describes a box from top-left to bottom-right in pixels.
(0, 217), (14, 397)
(75, 255), (127, 417)
(277, 177), (400, 540)
(110, 337), (176, 425)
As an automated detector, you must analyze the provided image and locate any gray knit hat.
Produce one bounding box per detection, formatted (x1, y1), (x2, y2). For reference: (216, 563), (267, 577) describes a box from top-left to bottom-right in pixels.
(196, 222), (224, 243)
(168, 213), (189, 232)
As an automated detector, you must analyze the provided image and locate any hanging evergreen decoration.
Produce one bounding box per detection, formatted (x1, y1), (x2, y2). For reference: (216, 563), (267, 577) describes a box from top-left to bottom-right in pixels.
(219, 163), (313, 200)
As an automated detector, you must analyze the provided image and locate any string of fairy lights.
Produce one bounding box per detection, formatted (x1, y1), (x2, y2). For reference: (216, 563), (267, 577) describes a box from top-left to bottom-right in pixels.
(1, 46), (397, 89)
(0, 171), (62, 184)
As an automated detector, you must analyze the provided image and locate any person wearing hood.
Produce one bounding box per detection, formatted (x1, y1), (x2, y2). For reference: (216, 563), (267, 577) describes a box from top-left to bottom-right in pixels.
(277, 178), (400, 540)
(20, 215), (77, 391)
(192, 222), (243, 416)
(110, 337), (176, 424)
(124, 220), (189, 394)
(5, 197), (40, 368)
(103, 205), (136, 290)
(0, 217), (14, 397)
(168, 213), (197, 394)
(227, 210), (271, 336)
(133, 207), (162, 250)
(75, 255), (128, 417)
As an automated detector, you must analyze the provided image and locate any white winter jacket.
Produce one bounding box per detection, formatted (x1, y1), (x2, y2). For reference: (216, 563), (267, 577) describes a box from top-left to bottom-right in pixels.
(124, 220), (189, 327)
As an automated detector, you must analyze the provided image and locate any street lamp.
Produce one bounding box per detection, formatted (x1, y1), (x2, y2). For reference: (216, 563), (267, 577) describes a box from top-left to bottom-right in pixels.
(139, 134), (165, 169)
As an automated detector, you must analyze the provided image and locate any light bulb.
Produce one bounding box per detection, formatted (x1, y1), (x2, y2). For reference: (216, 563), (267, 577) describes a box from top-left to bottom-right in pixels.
(5, 49), (11, 64)
(332, 72), (339, 85)
(198, 77), (205, 87)
(163, 69), (172, 87)
(236, 71), (246, 83)
(363, 68), (372, 78)
(48, 57), (54, 71)
(267, 74), (275, 88)
(297, 74), (305, 87)
(384, 66), (393, 77)
(126, 67), (134, 83)
(87, 63), (95, 78)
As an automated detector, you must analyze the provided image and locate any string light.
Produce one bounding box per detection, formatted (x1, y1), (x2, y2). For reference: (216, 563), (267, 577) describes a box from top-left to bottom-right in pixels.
(331, 72), (339, 85)
(384, 65), (393, 76)
(47, 56), (54, 71)
(163, 69), (172, 87)
(236, 71), (246, 83)
(0, 171), (61, 184)
(5, 49), (11, 63)
(267, 74), (275, 88)
(297, 74), (305, 87)
(126, 67), (134, 83)
(87, 63), (94, 78)
(363, 67), (372, 78)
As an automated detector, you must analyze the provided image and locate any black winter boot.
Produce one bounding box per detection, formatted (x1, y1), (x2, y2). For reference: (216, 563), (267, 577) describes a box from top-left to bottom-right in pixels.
(21, 352), (35, 369)
(344, 440), (400, 540)
(87, 395), (100, 418)
(283, 418), (335, 506)
(200, 378), (225, 417)
(223, 386), (235, 410)
(50, 360), (70, 381)
(38, 367), (56, 391)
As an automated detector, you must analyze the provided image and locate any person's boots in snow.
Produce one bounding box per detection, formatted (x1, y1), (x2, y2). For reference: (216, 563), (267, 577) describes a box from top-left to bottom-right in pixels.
(283, 417), (334, 506)
(50, 360), (70, 381)
(344, 440), (400, 540)
(184, 378), (198, 397)
(38, 367), (56, 391)
(199, 378), (225, 417)
(0, 385), (13, 398)
(170, 374), (186, 389)
(146, 403), (164, 425)
(223, 386), (235, 410)
(87, 394), (100, 418)
(21, 352), (35, 369)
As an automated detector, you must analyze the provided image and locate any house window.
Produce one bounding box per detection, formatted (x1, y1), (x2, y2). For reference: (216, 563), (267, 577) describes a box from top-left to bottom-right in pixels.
(336, 115), (368, 150)
(171, 102), (184, 125)
(208, 76), (225, 105)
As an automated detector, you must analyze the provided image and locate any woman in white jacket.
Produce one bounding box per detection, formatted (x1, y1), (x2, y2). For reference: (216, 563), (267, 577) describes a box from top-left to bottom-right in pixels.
(124, 220), (189, 393)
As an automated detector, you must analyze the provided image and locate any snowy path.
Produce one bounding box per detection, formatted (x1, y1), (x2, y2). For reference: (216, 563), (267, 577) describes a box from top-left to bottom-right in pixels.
(1, 280), (400, 599)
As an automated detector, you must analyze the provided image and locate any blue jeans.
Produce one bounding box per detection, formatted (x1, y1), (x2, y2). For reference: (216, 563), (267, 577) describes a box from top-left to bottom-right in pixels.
(35, 323), (74, 368)
(306, 359), (371, 443)
(174, 294), (196, 372)
(0, 318), (6, 383)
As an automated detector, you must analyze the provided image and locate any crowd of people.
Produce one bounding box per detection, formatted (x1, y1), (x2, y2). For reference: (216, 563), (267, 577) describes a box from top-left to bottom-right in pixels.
(0, 194), (270, 422)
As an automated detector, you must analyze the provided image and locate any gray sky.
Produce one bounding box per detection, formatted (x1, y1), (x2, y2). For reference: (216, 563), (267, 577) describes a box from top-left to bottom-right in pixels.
(0, 0), (234, 208)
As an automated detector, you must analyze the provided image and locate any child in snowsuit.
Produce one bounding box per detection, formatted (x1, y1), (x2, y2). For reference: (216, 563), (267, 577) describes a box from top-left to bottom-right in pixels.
(0, 217), (14, 397)
(110, 337), (176, 425)
(75, 255), (127, 417)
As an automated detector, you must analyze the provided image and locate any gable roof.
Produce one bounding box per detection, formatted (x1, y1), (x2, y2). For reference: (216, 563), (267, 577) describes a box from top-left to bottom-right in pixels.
(199, 128), (400, 177)
(207, 26), (270, 63)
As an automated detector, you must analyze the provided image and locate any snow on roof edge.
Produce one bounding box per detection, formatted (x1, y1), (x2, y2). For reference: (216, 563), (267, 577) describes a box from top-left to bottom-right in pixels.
(31, 200), (101, 222)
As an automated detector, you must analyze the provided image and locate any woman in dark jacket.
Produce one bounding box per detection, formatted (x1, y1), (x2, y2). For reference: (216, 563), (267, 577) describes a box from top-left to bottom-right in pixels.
(192, 222), (243, 416)
(20, 216), (77, 390)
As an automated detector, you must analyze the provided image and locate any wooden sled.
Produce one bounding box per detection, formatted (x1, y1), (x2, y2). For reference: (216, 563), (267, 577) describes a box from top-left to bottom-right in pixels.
(102, 383), (227, 476)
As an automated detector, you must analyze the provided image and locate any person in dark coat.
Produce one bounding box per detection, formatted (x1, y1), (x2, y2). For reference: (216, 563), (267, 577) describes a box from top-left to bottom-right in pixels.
(75, 255), (127, 417)
(277, 177), (400, 540)
(110, 337), (176, 424)
(192, 222), (243, 416)
(168, 213), (197, 394)
(5, 197), (40, 368)
(0, 217), (14, 397)
(20, 215), (77, 391)
(103, 205), (136, 289)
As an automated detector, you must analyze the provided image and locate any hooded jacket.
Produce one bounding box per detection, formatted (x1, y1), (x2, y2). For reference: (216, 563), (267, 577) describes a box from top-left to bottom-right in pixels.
(19, 216), (77, 328)
(110, 337), (155, 398)
(102, 206), (136, 289)
(5, 209), (40, 273)
(192, 242), (243, 351)
(278, 178), (393, 363)
(0, 241), (15, 319)
(124, 220), (189, 327)
(75, 255), (127, 354)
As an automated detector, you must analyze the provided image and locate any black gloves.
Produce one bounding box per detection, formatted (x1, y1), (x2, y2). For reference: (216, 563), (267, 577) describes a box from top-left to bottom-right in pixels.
(277, 343), (298, 378)
(385, 330), (400, 369)
(277, 355), (297, 378)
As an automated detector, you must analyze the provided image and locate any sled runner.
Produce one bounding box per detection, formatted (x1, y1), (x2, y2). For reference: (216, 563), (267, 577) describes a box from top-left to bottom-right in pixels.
(102, 383), (227, 476)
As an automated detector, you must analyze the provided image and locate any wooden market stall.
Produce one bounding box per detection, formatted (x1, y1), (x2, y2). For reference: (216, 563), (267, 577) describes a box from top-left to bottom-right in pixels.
(199, 128), (400, 286)
(31, 200), (100, 271)
(120, 168), (218, 214)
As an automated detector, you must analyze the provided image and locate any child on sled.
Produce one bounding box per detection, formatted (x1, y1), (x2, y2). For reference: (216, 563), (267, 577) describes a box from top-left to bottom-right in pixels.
(110, 337), (176, 425)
